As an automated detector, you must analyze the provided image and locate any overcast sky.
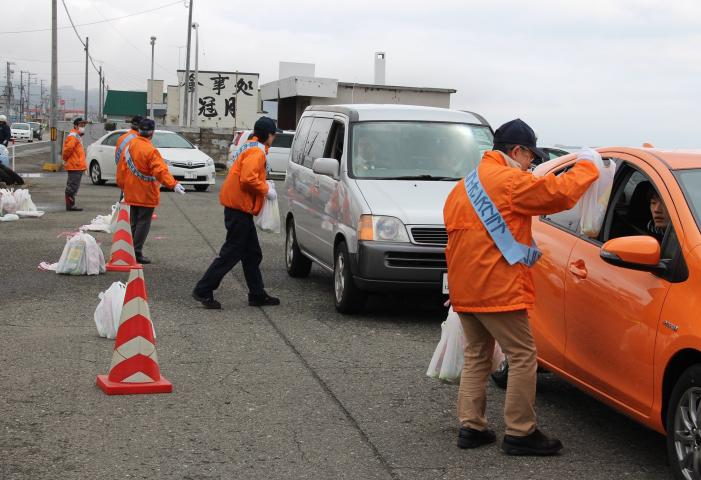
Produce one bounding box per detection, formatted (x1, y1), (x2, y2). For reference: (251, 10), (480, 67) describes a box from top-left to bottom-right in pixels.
(2, 0), (700, 147)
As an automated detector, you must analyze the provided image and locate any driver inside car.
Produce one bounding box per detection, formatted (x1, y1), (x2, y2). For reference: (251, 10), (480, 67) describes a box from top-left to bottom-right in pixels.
(647, 189), (670, 243)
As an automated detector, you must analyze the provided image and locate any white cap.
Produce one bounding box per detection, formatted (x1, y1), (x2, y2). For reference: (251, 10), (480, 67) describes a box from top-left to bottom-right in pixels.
(0, 115), (6, 122)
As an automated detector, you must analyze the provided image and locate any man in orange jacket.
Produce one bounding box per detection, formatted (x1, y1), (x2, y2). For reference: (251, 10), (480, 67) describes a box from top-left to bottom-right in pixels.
(444, 119), (599, 456)
(62, 117), (87, 211)
(122, 118), (185, 264)
(192, 116), (281, 309)
(115, 115), (143, 196)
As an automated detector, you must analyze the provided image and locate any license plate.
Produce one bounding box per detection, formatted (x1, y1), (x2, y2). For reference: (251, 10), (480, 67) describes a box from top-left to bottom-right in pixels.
(442, 273), (449, 294)
(184, 171), (197, 179)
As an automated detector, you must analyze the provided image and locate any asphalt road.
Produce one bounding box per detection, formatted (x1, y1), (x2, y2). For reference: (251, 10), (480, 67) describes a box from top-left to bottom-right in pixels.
(1, 152), (673, 479)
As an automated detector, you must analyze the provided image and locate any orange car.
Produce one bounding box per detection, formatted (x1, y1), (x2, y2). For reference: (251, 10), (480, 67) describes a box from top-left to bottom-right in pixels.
(494, 147), (701, 478)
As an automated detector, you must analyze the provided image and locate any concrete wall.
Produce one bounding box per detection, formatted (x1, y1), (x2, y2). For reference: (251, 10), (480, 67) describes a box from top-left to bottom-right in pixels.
(312, 85), (451, 108)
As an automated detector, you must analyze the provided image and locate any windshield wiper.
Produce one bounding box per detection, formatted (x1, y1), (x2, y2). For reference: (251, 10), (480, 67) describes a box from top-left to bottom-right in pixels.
(392, 175), (460, 181)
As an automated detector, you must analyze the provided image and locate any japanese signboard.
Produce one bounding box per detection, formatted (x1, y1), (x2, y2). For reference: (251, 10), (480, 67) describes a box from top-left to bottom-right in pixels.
(176, 70), (260, 129)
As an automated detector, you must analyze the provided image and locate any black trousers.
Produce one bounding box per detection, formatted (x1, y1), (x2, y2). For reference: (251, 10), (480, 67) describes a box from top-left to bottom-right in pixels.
(194, 207), (264, 297)
(130, 206), (154, 258)
(65, 171), (82, 198)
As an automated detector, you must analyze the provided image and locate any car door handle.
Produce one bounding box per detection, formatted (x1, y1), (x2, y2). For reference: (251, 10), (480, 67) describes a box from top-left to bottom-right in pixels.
(568, 260), (588, 279)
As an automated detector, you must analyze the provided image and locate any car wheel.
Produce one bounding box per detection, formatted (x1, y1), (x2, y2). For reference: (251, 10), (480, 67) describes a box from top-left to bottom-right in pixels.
(194, 184), (209, 192)
(333, 241), (366, 314)
(285, 219), (311, 278)
(90, 161), (106, 185)
(491, 359), (509, 389)
(667, 365), (701, 480)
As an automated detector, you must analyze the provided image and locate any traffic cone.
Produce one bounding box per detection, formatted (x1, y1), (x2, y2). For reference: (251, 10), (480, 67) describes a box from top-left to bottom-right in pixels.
(96, 269), (172, 395)
(106, 203), (142, 272)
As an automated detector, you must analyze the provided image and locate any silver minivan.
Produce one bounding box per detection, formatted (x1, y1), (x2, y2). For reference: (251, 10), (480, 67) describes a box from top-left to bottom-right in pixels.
(284, 104), (493, 313)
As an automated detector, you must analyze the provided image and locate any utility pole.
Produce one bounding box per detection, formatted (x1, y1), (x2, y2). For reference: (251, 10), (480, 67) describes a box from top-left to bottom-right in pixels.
(150, 36), (156, 120)
(98, 66), (102, 122)
(40, 79), (45, 119)
(19, 71), (26, 120)
(27, 73), (35, 120)
(84, 36), (89, 120)
(192, 22), (199, 127)
(51, 0), (58, 164)
(182, 0), (193, 126)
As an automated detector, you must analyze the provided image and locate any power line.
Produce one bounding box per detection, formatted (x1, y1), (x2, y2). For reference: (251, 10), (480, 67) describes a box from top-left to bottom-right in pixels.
(60, 0), (103, 77)
(91, 4), (172, 76)
(0, 1), (182, 35)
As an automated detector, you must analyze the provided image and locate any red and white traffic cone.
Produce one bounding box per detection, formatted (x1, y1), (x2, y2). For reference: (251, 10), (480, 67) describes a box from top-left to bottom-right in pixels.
(106, 203), (142, 272)
(96, 269), (172, 395)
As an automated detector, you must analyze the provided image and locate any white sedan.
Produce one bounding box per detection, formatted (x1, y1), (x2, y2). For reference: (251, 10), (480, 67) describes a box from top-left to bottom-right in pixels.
(11, 123), (33, 142)
(86, 129), (216, 191)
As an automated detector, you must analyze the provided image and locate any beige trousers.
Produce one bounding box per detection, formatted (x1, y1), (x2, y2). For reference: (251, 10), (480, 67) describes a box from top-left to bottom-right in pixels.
(457, 310), (537, 436)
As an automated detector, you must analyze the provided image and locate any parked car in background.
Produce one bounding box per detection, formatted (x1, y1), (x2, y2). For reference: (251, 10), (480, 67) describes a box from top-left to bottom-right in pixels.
(284, 104), (493, 313)
(86, 129), (216, 191)
(10, 123), (32, 142)
(27, 122), (43, 141)
(228, 128), (295, 175)
(492, 147), (701, 479)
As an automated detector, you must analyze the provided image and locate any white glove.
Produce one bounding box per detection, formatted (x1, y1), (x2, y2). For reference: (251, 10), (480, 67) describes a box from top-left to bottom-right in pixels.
(174, 183), (186, 195)
(576, 147), (601, 165)
(266, 187), (277, 201)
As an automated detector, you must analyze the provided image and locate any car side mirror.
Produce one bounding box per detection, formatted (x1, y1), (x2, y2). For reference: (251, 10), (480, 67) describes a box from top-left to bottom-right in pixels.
(312, 157), (339, 179)
(600, 236), (665, 273)
(194, 145), (199, 150)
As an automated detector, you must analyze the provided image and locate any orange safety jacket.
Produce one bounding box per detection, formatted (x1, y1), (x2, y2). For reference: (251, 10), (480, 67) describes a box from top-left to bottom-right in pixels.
(62, 129), (86, 171)
(115, 128), (139, 189)
(219, 136), (270, 215)
(443, 150), (599, 313)
(121, 135), (177, 208)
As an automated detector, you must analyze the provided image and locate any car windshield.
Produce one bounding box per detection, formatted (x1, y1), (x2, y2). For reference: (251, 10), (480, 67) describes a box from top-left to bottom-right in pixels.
(151, 132), (194, 149)
(272, 133), (293, 149)
(13, 124), (29, 130)
(676, 168), (701, 231)
(351, 121), (493, 179)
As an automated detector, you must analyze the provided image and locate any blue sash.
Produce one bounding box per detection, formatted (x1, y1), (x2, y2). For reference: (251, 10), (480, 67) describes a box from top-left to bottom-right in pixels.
(464, 169), (541, 267)
(124, 146), (156, 183)
(115, 133), (136, 165)
(229, 141), (269, 174)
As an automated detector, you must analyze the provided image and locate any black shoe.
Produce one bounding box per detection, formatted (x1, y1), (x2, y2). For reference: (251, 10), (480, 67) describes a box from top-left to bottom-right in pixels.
(192, 291), (221, 309)
(502, 429), (563, 456)
(248, 292), (280, 306)
(66, 206), (83, 211)
(136, 256), (152, 264)
(457, 427), (497, 449)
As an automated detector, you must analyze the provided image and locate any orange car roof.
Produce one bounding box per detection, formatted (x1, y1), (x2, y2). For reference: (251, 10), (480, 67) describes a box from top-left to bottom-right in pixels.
(595, 147), (701, 171)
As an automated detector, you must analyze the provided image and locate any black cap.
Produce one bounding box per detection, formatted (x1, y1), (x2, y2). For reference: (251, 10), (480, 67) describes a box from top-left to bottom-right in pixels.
(130, 115), (144, 128)
(139, 118), (156, 133)
(253, 116), (282, 136)
(493, 119), (546, 161)
(73, 117), (85, 126)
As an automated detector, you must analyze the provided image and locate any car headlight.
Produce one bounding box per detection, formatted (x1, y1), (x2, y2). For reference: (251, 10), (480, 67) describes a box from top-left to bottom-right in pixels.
(164, 159), (172, 166)
(358, 215), (410, 242)
(205, 158), (214, 167)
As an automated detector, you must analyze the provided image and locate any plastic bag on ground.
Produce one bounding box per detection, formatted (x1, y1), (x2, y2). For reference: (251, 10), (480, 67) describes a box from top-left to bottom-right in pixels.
(426, 307), (466, 384)
(55, 232), (105, 275)
(578, 148), (616, 237)
(81, 204), (117, 233)
(255, 183), (281, 234)
(94, 281), (127, 339)
(0, 213), (19, 222)
(1, 189), (17, 215)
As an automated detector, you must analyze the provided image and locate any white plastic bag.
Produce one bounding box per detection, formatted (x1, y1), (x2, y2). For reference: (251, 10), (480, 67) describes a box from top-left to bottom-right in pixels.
(426, 308), (466, 384)
(578, 148), (616, 237)
(13, 189), (37, 212)
(0, 213), (19, 222)
(255, 184), (280, 234)
(55, 232), (105, 275)
(94, 281), (126, 339)
(0, 145), (9, 167)
(427, 308), (506, 384)
(1, 190), (17, 215)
